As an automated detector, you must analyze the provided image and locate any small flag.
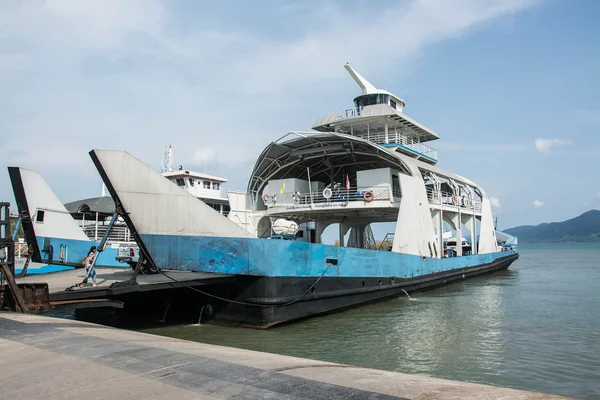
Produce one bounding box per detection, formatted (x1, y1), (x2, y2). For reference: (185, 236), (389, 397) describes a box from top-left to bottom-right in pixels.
(280, 182), (286, 195)
(345, 175), (350, 190)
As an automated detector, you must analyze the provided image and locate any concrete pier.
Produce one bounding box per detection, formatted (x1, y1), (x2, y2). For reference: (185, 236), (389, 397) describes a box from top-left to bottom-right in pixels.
(0, 313), (569, 399)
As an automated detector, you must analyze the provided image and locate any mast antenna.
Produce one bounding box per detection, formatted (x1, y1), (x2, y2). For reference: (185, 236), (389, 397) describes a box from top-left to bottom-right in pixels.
(161, 143), (174, 173)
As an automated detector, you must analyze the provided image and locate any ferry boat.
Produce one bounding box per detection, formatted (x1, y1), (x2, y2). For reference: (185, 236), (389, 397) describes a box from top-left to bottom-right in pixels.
(8, 144), (231, 274)
(90, 64), (519, 327)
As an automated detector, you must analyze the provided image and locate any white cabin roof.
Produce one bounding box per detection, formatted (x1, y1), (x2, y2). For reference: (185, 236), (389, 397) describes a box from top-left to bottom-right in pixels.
(162, 170), (228, 183)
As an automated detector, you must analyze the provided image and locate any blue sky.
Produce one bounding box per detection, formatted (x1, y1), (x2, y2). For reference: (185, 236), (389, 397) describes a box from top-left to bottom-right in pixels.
(1, 0), (599, 229)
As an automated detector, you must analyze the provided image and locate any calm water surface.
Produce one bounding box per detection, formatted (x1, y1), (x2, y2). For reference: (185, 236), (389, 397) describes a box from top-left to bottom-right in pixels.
(143, 243), (600, 399)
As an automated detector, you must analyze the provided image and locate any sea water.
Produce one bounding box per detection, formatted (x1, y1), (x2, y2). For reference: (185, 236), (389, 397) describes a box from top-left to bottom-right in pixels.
(143, 242), (600, 399)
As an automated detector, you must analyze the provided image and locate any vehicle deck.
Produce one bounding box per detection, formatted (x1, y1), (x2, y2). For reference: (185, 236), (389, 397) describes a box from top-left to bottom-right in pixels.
(16, 267), (235, 302)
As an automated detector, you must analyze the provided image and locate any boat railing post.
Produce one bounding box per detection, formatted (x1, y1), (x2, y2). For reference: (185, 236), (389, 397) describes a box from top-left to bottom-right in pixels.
(94, 212), (99, 241)
(90, 212), (119, 268)
(11, 217), (22, 241)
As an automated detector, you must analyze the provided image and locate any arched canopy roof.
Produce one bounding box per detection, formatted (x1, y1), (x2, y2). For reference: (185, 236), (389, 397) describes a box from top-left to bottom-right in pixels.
(247, 132), (411, 200)
(64, 196), (116, 219)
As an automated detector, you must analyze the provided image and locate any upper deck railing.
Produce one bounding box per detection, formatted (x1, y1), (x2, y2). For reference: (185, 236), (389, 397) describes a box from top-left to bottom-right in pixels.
(425, 187), (482, 212)
(336, 107), (438, 162)
(355, 131), (438, 162)
(264, 186), (401, 209)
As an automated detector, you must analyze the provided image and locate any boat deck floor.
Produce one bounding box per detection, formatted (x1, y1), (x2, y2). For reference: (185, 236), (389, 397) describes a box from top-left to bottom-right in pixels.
(16, 267), (235, 302)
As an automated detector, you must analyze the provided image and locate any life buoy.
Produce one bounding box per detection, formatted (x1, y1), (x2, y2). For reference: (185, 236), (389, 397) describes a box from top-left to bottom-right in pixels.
(363, 190), (374, 202)
(292, 191), (300, 201)
(323, 188), (332, 199)
(262, 193), (269, 202)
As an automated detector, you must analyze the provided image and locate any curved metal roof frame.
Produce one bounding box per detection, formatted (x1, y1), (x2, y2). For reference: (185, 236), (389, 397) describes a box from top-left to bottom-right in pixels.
(247, 131), (412, 201)
(64, 196), (116, 215)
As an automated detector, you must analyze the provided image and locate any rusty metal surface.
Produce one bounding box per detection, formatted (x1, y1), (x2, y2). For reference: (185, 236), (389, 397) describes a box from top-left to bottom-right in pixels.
(50, 298), (124, 310)
(17, 282), (51, 312)
(0, 264), (27, 312)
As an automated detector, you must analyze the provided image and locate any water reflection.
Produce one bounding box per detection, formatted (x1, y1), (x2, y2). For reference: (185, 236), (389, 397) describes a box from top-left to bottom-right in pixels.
(142, 246), (600, 399)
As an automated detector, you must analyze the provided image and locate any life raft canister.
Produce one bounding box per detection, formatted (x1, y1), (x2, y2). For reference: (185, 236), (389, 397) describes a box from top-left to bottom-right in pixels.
(363, 190), (374, 202)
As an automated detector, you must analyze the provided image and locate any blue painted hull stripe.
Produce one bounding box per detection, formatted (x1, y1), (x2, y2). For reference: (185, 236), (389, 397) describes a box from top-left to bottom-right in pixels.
(140, 234), (516, 278)
(36, 236), (127, 269)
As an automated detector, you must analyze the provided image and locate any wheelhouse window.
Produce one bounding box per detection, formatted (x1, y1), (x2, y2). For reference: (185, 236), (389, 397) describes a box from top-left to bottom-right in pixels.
(203, 181), (211, 189)
(188, 178), (194, 187)
(390, 99), (397, 109)
(176, 178), (185, 186)
(353, 94), (390, 109)
(213, 182), (220, 190)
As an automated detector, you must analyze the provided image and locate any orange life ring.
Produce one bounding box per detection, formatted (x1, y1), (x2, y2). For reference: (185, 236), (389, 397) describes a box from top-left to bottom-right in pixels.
(363, 190), (374, 202)
(262, 193), (269, 202)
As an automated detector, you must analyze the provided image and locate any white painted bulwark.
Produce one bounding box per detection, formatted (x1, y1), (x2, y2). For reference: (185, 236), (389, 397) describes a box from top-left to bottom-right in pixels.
(392, 170), (438, 257)
(92, 150), (254, 238)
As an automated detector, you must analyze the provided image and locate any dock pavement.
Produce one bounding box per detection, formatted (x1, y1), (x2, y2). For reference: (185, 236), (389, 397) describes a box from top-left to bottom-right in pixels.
(0, 313), (570, 400)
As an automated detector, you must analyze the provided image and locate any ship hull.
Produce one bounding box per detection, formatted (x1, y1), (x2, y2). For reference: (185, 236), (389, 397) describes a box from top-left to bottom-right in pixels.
(35, 235), (125, 269)
(139, 233), (518, 327)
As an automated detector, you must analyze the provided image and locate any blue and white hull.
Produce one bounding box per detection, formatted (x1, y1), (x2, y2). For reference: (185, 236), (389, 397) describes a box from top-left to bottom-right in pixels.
(8, 167), (127, 273)
(140, 233), (517, 326)
(34, 236), (123, 269)
(142, 233), (516, 279)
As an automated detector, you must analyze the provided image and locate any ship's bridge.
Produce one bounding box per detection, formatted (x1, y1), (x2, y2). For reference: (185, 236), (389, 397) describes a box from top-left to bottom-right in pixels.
(312, 63), (439, 165)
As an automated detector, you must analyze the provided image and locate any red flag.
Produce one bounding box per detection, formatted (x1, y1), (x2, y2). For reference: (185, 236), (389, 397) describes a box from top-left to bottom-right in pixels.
(345, 175), (350, 190)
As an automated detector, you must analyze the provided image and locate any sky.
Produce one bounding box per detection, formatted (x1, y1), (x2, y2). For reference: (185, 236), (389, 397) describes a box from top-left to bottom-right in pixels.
(1, 0), (599, 230)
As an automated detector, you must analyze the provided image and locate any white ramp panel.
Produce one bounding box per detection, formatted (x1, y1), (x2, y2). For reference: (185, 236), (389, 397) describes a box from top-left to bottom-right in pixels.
(91, 150), (255, 238)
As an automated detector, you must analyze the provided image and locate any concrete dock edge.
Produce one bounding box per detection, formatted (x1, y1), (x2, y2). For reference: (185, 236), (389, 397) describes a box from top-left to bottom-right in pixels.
(0, 313), (571, 399)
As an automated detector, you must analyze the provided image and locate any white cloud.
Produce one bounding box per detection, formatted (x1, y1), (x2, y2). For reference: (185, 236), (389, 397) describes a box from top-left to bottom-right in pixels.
(535, 138), (573, 153)
(1, 0), (165, 49)
(0, 0), (541, 202)
(490, 197), (501, 208)
(533, 200), (544, 208)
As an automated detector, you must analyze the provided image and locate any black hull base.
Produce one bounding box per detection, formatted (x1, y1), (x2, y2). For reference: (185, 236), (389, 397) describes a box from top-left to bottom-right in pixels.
(206, 253), (519, 328)
(74, 253), (518, 329)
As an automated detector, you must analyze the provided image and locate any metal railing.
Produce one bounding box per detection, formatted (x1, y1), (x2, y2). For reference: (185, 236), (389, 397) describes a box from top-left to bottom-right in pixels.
(334, 106), (438, 161)
(264, 186), (398, 208)
(378, 233), (395, 250)
(337, 107), (362, 119)
(81, 224), (134, 243)
(353, 131), (438, 161)
(425, 187), (482, 212)
(14, 242), (29, 257)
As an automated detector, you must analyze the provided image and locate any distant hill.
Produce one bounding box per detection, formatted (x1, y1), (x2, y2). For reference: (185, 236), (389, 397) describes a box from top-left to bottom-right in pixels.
(505, 210), (600, 242)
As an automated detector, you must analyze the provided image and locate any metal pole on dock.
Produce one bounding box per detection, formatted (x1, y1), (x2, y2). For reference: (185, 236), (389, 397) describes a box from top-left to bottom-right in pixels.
(89, 212), (119, 268)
